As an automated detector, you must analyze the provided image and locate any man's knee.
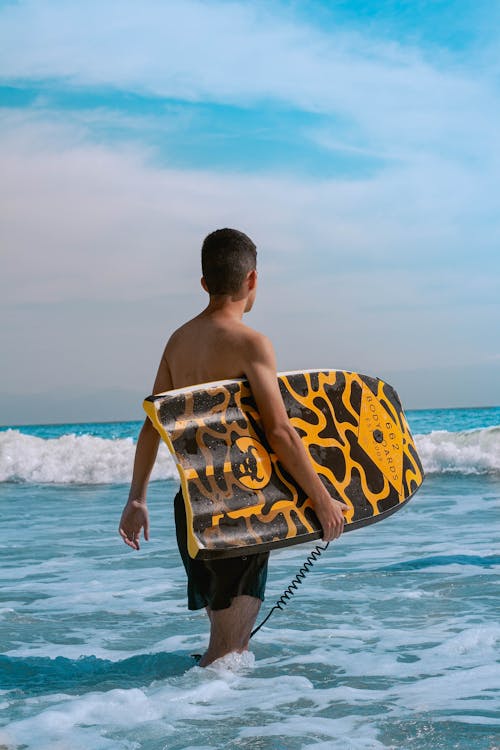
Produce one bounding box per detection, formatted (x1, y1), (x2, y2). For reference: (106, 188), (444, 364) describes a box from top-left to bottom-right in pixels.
(208, 595), (261, 645)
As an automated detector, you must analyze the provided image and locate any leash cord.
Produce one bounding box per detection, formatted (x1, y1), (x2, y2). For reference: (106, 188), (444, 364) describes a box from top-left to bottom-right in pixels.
(250, 541), (330, 639)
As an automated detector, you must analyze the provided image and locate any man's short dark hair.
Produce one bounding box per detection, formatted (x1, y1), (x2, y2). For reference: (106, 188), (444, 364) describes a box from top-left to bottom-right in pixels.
(201, 228), (257, 295)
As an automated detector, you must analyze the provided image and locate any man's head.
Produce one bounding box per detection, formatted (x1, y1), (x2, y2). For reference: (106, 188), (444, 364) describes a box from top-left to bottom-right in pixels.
(201, 228), (257, 298)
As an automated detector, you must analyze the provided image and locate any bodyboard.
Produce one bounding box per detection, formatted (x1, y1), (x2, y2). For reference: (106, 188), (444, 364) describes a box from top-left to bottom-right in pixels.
(144, 370), (424, 559)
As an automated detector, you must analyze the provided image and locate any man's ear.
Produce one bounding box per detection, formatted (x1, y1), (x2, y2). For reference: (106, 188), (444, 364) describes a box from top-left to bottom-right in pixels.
(201, 277), (209, 293)
(247, 269), (257, 290)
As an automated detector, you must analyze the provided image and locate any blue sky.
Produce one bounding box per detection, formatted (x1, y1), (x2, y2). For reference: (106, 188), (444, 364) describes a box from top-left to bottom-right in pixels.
(1, 0), (499, 422)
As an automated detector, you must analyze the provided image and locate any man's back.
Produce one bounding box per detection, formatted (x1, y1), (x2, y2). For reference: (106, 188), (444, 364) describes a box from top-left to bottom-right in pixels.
(165, 310), (258, 389)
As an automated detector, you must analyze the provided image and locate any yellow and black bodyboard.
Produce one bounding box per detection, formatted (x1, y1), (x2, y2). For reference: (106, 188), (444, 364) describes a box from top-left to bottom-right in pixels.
(144, 370), (424, 559)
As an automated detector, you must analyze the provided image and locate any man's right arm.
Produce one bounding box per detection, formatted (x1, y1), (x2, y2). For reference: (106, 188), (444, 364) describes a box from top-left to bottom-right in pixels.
(243, 333), (347, 542)
(118, 352), (173, 550)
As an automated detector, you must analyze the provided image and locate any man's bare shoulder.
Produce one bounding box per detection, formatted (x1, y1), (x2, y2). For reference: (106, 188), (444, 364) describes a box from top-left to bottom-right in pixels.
(238, 324), (273, 360)
(162, 316), (199, 353)
(155, 315), (272, 388)
(229, 325), (276, 382)
(164, 316), (270, 350)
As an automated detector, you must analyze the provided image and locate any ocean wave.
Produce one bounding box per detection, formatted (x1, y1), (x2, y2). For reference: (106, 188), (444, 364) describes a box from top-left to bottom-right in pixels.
(0, 652), (193, 695)
(0, 430), (177, 484)
(379, 554), (500, 571)
(415, 426), (500, 475)
(1, 425), (499, 484)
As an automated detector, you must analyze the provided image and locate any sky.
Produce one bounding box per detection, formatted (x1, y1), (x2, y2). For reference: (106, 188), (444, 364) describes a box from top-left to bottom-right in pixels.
(1, 0), (499, 424)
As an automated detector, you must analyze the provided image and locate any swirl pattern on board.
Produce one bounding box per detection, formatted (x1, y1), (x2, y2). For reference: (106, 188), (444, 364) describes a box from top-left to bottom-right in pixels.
(144, 370), (424, 559)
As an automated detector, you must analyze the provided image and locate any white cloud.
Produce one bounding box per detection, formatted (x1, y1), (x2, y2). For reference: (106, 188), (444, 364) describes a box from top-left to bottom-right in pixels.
(1, 112), (498, 401)
(0, 0), (498, 163)
(2, 108), (498, 305)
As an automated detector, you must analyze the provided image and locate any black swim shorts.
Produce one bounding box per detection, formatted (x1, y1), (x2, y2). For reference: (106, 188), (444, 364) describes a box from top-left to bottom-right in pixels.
(174, 489), (270, 611)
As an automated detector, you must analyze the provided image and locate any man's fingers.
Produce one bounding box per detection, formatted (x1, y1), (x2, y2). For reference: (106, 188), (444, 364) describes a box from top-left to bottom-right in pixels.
(323, 524), (334, 542)
(118, 526), (129, 542)
(119, 525), (141, 550)
(335, 500), (349, 511)
(321, 511), (345, 541)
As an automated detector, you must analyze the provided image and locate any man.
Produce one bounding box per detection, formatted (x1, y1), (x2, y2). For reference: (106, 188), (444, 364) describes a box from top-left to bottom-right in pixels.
(119, 228), (347, 666)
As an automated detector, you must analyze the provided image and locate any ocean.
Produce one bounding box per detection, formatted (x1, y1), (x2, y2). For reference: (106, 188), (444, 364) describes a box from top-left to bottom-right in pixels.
(0, 407), (499, 749)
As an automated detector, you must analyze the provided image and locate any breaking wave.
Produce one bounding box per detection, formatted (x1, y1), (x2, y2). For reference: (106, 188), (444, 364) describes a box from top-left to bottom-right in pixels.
(0, 430), (177, 484)
(415, 426), (500, 476)
(0, 425), (499, 484)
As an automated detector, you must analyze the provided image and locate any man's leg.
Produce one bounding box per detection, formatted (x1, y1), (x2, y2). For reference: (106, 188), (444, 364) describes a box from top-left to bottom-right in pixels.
(199, 595), (261, 667)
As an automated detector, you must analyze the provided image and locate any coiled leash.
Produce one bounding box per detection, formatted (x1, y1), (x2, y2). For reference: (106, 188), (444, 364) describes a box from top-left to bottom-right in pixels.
(250, 541), (330, 639)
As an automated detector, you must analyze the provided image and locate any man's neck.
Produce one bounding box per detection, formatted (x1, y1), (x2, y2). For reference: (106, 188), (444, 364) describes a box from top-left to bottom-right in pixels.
(202, 294), (247, 321)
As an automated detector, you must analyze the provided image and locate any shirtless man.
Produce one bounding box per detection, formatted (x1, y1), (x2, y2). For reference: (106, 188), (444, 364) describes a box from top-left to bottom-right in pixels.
(119, 228), (347, 666)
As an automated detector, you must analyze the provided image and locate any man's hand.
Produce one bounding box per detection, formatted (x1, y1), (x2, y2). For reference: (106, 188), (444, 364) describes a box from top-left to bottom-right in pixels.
(313, 494), (349, 542)
(118, 500), (150, 550)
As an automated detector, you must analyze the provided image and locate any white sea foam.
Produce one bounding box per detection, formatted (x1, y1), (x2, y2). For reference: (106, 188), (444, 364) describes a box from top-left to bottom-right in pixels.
(1, 424), (499, 483)
(415, 425), (500, 475)
(0, 429), (177, 483)
(204, 649), (256, 674)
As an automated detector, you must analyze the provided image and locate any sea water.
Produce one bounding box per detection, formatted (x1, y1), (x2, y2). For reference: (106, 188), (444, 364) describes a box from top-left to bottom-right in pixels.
(0, 408), (499, 749)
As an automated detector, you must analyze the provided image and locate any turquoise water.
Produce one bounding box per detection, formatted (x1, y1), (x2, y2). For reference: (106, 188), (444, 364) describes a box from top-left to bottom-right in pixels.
(0, 408), (499, 749)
